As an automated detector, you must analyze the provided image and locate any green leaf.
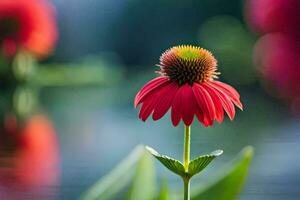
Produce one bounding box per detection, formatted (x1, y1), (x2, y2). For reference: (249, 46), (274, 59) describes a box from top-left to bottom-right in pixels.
(146, 146), (185, 177)
(156, 178), (170, 200)
(191, 146), (254, 200)
(80, 145), (146, 200)
(188, 150), (223, 177)
(126, 150), (156, 200)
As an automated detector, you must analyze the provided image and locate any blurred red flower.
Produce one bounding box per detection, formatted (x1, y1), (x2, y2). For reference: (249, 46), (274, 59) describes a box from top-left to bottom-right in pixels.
(254, 34), (300, 106)
(246, 0), (300, 35)
(246, 0), (300, 112)
(135, 45), (242, 127)
(0, 0), (57, 58)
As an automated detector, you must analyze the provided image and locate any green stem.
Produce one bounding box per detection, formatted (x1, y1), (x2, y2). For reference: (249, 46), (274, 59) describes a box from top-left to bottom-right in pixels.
(184, 178), (190, 200)
(183, 125), (191, 200)
(183, 125), (191, 170)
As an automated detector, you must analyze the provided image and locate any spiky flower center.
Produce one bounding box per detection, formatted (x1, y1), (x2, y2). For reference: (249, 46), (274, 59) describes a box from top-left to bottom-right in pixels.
(158, 45), (219, 85)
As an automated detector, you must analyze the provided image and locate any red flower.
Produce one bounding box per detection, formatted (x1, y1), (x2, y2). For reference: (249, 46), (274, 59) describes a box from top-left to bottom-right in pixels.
(245, 0), (300, 35)
(246, 0), (300, 112)
(134, 45), (243, 127)
(254, 33), (300, 104)
(0, 0), (57, 58)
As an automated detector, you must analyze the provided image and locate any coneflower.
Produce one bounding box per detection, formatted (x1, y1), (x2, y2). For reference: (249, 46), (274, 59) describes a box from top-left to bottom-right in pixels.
(134, 45), (243, 200)
(135, 45), (242, 127)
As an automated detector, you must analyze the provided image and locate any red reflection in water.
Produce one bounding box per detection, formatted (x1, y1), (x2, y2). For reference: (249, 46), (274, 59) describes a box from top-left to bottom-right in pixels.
(0, 115), (60, 200)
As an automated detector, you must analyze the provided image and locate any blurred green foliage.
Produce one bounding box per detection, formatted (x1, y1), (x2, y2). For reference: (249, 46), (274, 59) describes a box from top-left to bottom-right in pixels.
(199, 16), (256, 85)
(79, 146), (145, 200)
(157, 179), (170, 200)
(80, 145), (253, 200)
(190, 146), (253, 200)
(125, 150), (156, 200)
(0, 52), (123, 122)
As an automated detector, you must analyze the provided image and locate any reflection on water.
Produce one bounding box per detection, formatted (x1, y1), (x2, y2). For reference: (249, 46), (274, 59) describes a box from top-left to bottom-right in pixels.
(0, 86), (299, 200)
(0, 115), (60, 200)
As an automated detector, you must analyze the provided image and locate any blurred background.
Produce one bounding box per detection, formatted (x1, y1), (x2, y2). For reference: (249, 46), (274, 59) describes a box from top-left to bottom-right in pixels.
(0, 0), (299, 199)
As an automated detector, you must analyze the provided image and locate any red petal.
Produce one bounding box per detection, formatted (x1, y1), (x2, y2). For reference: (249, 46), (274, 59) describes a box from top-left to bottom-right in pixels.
(171, 88), (184, 126)
(134, 77), (169, 107)
(202, 83), (224, 123)
(139, 90), (160, 121)
(179, 84), (196, 126)
(192, 83), (216, 123)
(210, 81), (243, 110)
(152, 82), (178, 121)
(208, 84), (236, 120)
(195, 103), (212, 127)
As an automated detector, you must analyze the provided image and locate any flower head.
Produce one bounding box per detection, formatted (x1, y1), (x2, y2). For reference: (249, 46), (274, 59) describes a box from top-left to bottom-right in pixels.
(158, 45), (219, 85)
(134, 45), (243, 127)
(0, 0), (57, 58)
